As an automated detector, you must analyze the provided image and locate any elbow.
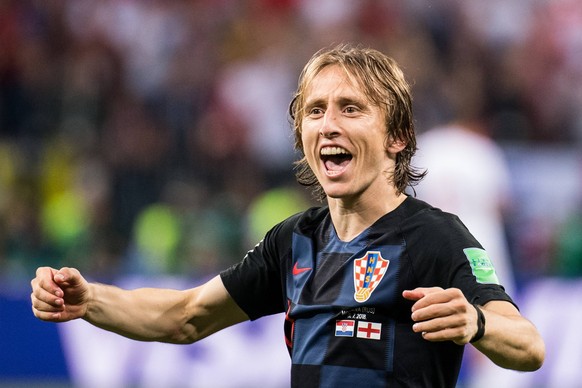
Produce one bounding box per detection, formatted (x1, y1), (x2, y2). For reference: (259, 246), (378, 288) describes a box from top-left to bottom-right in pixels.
(505, 337), (545, 372)
(490, 335), (545, 372)
(167, 290), (203, 344)
(157, 308), (201, 344)
(162, 325), (199, 345)
(166, 318), (201, 345)
(523, 340), (545, 372)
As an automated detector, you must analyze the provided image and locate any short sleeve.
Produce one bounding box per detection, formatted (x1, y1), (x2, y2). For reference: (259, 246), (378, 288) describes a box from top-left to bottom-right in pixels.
(220, 216), (295, 320)
(403, 207), (516, 307)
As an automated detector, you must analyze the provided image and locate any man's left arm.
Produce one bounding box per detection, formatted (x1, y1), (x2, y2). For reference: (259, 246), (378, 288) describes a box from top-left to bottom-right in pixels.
(403, 287), (545, 371)
(471, 299), (544, 371)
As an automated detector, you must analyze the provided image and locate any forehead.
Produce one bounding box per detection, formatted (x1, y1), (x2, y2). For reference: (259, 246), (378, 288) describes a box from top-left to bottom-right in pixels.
(304, 65), (367, 102)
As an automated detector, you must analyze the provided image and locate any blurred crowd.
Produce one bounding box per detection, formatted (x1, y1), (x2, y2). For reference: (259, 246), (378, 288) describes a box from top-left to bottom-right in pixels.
(1, 0), (581, 288)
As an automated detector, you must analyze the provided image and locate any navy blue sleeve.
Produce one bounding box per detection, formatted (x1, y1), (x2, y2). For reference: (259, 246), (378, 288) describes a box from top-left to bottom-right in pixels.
(402, 206), (515, 307)
(220, 215), (296, 320)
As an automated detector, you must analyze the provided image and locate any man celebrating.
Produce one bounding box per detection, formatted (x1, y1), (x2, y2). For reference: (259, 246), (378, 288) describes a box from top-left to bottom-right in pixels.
(31, 45), (544, 387)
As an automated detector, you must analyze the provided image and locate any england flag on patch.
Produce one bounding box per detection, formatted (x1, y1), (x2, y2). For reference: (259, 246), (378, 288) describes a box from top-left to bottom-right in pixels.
(335, 320), (355, 337)
(356, 321), (382, 340)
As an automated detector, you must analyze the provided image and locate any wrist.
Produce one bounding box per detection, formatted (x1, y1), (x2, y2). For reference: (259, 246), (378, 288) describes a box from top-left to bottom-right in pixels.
(470, 304), (486, 343)
(82, 283), (97, 321)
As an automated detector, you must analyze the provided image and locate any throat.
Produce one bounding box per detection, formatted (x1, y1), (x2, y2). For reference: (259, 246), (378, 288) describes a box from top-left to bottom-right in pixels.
(329, 193), (408, 241)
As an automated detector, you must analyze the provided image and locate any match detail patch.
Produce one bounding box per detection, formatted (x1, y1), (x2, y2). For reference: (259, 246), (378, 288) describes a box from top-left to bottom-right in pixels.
(463, 247), (500, 285)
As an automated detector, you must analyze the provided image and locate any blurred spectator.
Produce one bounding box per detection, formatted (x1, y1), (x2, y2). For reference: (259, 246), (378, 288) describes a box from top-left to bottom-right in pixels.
(214, 5), (300, 185)
(245, 185), (310, 245)
(0, 0), (580, 286)
(554, 207), (582, 277)
(415, 38), (516, 295)
(4, 2), (582, 387)
(416, 124), (516, 295)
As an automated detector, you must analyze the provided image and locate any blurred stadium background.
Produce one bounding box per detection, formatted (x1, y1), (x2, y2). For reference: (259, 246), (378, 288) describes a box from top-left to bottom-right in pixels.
(1, 0), (581, 387)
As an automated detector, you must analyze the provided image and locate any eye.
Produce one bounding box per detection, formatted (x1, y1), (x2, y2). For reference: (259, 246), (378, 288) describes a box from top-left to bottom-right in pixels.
(308, 107), (324, 117)
(344, 106), (359, 114)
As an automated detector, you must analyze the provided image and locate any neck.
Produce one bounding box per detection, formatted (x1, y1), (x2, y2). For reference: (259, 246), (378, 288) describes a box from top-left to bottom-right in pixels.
(327, 191), (407, 242)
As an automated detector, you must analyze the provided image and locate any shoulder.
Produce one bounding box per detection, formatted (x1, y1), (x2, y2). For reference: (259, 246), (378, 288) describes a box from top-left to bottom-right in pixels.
(269, 206), (329, 238)
(256, 206), (329, 256)
(399, 196), (480, 251)
(400, 196), (464, 230)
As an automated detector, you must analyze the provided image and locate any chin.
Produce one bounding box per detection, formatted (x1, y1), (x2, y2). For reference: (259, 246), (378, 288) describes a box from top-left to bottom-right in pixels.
(323, 188), (356, 201)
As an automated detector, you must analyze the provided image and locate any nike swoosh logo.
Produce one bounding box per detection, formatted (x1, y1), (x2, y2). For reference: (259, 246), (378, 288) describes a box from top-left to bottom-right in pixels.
(293, 262), (312, 276)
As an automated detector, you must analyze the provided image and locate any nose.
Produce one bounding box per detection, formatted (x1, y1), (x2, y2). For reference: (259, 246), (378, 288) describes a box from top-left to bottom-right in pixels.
(319, 108), (340, 138)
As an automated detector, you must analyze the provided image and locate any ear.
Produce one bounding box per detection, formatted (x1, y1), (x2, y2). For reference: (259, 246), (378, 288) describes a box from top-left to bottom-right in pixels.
(386, 138), (406, 154)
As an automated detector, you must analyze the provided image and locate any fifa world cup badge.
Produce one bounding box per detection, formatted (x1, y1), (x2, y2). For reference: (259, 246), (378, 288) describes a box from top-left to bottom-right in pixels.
(353, 251), (389, 303)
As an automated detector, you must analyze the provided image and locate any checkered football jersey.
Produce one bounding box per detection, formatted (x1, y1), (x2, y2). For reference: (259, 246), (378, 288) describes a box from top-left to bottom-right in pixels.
(221, 196), (514, 387)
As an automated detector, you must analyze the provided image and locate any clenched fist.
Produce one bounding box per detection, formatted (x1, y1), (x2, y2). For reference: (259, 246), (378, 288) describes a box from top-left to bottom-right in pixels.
(31, 267), (90, 322)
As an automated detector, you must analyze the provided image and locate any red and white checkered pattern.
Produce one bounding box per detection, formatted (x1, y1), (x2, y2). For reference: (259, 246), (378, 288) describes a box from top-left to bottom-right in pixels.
(353, 251), (389, 301)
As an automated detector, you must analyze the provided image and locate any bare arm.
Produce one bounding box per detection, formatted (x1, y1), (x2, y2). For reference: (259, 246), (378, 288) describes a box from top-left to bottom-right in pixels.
(31, 267), (249, 344)
(470, 300), (544, 370)
(403, 287), (545, 371)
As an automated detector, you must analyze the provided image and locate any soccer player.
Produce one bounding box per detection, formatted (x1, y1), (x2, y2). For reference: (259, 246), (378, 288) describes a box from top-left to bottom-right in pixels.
(31, 45), (544, 387)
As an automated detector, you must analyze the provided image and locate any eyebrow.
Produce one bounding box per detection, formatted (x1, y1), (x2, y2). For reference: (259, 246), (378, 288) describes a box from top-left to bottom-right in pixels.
(303, 97), (325, 113)
(304, 95), (367, 113)
(338, 96), (366, 108)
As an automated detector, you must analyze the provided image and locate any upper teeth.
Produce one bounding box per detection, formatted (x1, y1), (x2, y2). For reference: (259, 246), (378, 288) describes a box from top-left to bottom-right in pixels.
(321, 146), (350, 155)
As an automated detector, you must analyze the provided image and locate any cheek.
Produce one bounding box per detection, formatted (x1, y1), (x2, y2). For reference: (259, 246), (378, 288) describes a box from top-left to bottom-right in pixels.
(300, 125), (317, 151)
(300, 129), (320, 167)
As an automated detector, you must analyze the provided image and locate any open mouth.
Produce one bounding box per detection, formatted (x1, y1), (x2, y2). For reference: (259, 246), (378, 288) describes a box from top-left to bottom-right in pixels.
(320, 146), (352, 174)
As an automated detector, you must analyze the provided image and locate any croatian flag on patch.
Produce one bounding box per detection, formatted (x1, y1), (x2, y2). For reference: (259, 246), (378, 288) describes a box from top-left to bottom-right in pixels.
(335, 320), (355, 337)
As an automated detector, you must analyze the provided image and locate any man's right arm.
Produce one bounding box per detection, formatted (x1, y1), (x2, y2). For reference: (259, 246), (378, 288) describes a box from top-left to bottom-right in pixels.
(31, 267), (249, 344)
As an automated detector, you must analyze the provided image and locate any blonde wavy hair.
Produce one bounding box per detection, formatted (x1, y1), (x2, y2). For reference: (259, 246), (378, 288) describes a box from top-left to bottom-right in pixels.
(289, 44), (426, 201)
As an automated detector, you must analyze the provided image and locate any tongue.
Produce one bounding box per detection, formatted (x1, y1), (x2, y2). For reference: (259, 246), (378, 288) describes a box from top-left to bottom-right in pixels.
(325, 156), (350, 171)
